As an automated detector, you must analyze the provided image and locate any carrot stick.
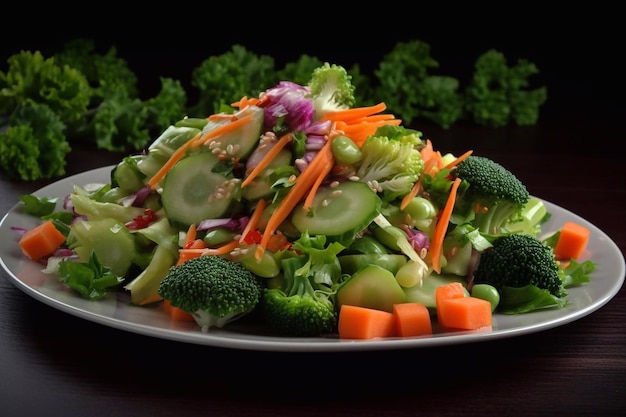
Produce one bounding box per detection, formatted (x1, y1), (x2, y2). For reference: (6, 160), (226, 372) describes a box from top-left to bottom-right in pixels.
(184, 223), (197, 245)
(338, 304), (396, 339)
(176, 239), (207, 266)
(429, 177), (462, 274)
(18, 220), (66, 261)
(239, 199), (267, 244)
(241, 133), (293, 188)
(255, 138), (334, 260)
(147, 133), (199, 189)
(443, 149), (473, 170)
(321, 102), (388, 122)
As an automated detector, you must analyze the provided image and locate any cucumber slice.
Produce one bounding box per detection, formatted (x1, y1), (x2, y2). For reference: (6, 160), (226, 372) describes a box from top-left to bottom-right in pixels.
(161, 151), (236, 228)
(136, 125), (201, 178)
(201, 105), (264, 159)
(291, 181), (381, 238)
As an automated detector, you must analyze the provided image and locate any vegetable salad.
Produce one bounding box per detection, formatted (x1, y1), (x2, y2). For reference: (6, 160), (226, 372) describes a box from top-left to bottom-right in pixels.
(15, 63), (595, 339)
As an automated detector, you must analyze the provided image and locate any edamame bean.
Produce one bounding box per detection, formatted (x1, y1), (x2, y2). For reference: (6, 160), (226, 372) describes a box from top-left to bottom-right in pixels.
(470, 284), (500, 312)
(331, 135), (362, 165)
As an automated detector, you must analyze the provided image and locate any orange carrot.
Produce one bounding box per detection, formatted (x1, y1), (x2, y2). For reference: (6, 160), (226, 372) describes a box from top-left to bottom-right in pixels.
(400, 157), (439, 210)
(184, 223), (197, 244)
(437, 296), (492, 330)
(443, 149), (473, 170)
(231, 96), (261, 108)
(321, 102), (388, 122)
(239, 199), (267, 244)
(338, 304), (396, 339)
(18, 220), (66, 261)
(255, 138), (334, 260)
(176, 239), (207, 266)
(178, 239), (241, 259)
(429, 177), (462, 273)
(554, 221), (591, 260)
(147, 133), (199, 189)
(302, 154), (334, 211)
(392, 303), (432, 337)
(240, 133), (293, 188)
(192, 113), (254, 148)
(163, 299), (195, 322)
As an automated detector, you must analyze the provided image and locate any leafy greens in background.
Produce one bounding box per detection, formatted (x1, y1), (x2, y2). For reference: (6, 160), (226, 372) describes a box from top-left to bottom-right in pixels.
(0, 39), (546, 181)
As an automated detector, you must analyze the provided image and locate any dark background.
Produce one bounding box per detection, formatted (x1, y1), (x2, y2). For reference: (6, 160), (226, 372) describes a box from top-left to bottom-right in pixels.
(1, 10), (624, 154)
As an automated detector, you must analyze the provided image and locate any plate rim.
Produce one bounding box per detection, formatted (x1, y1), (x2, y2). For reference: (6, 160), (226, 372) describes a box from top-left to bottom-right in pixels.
(1, 165), (624, 352)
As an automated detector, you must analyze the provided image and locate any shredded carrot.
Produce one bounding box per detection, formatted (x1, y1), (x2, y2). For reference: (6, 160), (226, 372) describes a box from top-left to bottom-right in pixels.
(321, 102), (388, 123)
(231, 96), (261, 108)
(179, 239), (241, 258)
(241, 133), (293, 188)
(302, 155), (334, 211)
(429, 177), (462, 273)
(239, 199), (267, 244)
(184, 224), (197, 245)
(147, 133), (199, 189)
(443, 149), (473, 170)
(400, 157), (439, 210)
(192, 113), (254, 148)
(207, 113), (238, 122)
(336, 118), (402, 146)
(255, 138), (334, 261)
(176, 239), (207, 265)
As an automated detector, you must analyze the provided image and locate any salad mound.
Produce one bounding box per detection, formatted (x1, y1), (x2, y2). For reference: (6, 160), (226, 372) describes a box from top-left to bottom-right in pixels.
(15, 63), (595, 338)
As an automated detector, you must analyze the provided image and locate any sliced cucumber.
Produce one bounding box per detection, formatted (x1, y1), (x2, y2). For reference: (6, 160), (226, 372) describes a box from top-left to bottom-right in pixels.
(161, 151), (236, 228)
(201, 105), (264, 159)
(338, 254), (407, 275)
(242, 149), (292, 201)
(136, 125), (201, 178)
(291, 181), (381, 238)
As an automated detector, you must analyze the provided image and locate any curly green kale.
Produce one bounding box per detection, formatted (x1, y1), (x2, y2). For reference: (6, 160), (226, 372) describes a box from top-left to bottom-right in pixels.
(190, 44), (276, 117)
(0, 101), (71, 180)
(373, 40), (463, 128)
(355, 124), (424, 202)
(157, 255), (261, 332)
(464, 49), (547, 127)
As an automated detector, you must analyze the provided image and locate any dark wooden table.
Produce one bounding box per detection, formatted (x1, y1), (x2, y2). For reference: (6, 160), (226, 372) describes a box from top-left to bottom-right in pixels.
(1, 82), (625, 416)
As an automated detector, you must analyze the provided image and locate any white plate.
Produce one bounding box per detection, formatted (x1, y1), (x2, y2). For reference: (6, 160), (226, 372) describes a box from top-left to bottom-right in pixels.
(1, 166), (624, 352)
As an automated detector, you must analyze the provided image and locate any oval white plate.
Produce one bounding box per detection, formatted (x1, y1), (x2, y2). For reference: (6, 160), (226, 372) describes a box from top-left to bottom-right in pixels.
(1, 166), (624, 352)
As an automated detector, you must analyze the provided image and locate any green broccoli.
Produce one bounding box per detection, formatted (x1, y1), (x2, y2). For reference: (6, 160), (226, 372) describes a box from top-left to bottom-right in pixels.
(473, 233), (566, 313)
(157, 255), (262, 332)
(445, 155), (530, 236)
(262, 252), (338, 337)
(354, 124), (424, 202)
(307, 62), (356, 120)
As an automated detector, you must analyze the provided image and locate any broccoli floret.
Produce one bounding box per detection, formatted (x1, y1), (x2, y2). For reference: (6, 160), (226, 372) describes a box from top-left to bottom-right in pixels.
(452, 155), (530, 235)
(262, 254), (338, 337)
(157, 255), (261, 332)
(473, 233), (565, 298)
(355, 125), (424, 202)
(307, 63), (356, 119)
